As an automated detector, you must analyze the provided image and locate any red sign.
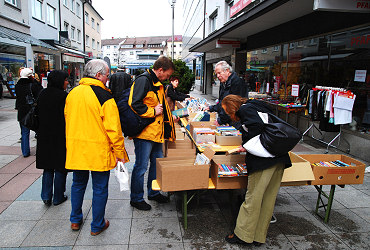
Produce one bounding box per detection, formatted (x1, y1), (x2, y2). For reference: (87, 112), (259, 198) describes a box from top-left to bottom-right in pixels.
(216, 40), (241, 49)
(230, 0), (252, 18)
(87, 52), (93, 58)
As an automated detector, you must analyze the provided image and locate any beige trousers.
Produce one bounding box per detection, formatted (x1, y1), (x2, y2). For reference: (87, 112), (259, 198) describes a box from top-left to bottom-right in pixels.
(234, 163), (284, 243)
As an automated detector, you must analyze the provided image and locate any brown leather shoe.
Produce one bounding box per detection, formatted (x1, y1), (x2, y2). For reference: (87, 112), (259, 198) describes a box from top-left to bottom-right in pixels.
(90, 219), (109, 236)
(71, 222), (82, 231)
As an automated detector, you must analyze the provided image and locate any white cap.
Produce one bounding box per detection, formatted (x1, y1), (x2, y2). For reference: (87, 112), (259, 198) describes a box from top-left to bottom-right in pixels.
(20, 68), (33, 79)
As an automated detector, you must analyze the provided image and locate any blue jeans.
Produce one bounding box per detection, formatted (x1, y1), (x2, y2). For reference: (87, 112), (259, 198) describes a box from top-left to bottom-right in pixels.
(130, 138), (163, 202)
(20, 123), (30, 157)
(70, 170), (110, 233)
(41, 169), (67, 204)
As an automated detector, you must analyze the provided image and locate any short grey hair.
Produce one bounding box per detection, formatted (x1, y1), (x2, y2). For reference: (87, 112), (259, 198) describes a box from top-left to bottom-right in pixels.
(215, 61), (233, 73)
(84, 59), (109, 78)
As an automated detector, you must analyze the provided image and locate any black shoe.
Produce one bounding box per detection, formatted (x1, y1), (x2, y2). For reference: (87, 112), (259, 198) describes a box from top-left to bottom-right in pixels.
(43, 200), (51, 206)
(148, 194), (169, 203)
(54, 195), (68, 206)
(130, 201), (152, 211)
(253, 241), (263, 246)
(225, 233), (250, 245)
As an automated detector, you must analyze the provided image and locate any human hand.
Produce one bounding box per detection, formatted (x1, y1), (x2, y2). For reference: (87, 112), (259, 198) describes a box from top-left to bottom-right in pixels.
(116, 158), (126, 164)
(214, 120), (219, 126)
(204, 106), (210, 111)
(154, 104), (163, 116)
(238, 145), (247, 153)
(173, 115), (179, 122)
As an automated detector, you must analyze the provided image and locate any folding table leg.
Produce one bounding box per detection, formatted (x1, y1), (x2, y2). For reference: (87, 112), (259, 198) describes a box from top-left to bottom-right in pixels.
(183, 191), (188, 230)
(314, 185), (336, 223)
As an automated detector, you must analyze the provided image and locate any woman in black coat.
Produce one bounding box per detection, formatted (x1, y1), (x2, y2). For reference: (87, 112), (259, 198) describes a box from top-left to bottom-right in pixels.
(36, 70), (69, 206)
(165, 76), (190, 111)
(221, 95), (291, 246)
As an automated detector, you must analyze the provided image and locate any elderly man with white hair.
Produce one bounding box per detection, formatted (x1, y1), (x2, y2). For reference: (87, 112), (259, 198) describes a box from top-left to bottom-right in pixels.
(206, 61), (244, 126)
(64, 59), (129, 236)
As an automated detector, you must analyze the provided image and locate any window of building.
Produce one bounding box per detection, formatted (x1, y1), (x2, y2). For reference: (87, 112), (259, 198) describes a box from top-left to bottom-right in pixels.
(85, 11), (89, 24)
(63, 0), (68, 7)
(5, 0), (17, 7)
(86, 35), (89, 47)
(64, 22), (69, 32)
(107, 46), (110, 49)
(70, 26), (75, 40)
(32, 0), (43, 20)
(77, 29), (81, 42)
(261, 48), (267, 54)
(92, 39), (95, 49)
(91, 18), (95, 29)
(130, 51), (134, 55)
(70, 0), (75, 12)
(209, 10), (218, 33)
(136, 44), (143, 48)
(76, 2), (80, 17)
(97, 41), (100, 49)
(114, 46), (117, 49)
(97, 23), (100, 33)
(273, 46), (280, 52)
(252, 50), (258, 55)
(225, 0), (234, 23)
(46, 4), (56, 26)
(289, 42), (295, 49)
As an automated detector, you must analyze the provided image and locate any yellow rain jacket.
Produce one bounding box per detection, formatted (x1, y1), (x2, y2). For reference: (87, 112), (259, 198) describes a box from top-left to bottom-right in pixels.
(64, 77), (129, 171)
(128, 69), (175, 143)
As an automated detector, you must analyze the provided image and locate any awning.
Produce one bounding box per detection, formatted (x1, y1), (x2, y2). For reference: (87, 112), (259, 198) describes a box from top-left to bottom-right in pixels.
(0, 26), (57, 50)
(54, 44), (86, 57)
(299, 53), (353, 62)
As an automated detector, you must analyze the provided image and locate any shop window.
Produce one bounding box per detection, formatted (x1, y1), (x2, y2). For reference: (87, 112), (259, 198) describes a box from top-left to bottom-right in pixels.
(32, 0), (43, 20)
(77, 29), (81, 42)
(91, 18), (95, 29)
(76, 2), (80, 17)
(85, 11), (89, 24)
(47, 4), (56, 27)
(97, 23), (100, 33)
(70, 26), (75, 40)
(209, 10), (218, 33)
(71, 0), (75, 12)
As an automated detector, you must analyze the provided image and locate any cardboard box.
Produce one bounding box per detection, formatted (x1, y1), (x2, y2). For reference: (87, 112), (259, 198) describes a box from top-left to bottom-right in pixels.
(210, 152), (315, 189)
(216, 135), (242, 146)
(298, 154), (366, 185)
(156, 148), (215, 192)
(193, 127), (215, 144)
(167, 139), (193, 149)
(166, 148), (196, 157)
(189, 121), (214, 135)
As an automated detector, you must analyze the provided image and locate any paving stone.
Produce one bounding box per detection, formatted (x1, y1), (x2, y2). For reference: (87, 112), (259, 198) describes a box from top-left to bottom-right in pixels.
(42, 200), (91, 220)
(320, 208), (370, 233)
(0, 200), (48, 221)
(333, 188), (370, 208)
(130, 217), (182, 244)
(0, 173), (40, 201)
(0, 155), (18, 169)
(350, 207), (370, 223)
(21, 219), (79, 247)
(74, 246), (128, 250)
(287, 234), (350, 250)
(337, 232), (370, 250)
(0, 220), (37, 247)
(0, 155), (35, 174)
(0, 173), (16, 187)
(132, 198), (178, 219)
(274, 193), (308, 213)
(0, 201), (12, 214)
(87, 199), (132, 219)
(75, 218), (131, 246)
(129, 243), (184, 250)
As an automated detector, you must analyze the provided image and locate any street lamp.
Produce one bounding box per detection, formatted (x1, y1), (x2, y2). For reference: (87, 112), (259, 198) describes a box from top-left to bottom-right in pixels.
(169, 0), (176, 60)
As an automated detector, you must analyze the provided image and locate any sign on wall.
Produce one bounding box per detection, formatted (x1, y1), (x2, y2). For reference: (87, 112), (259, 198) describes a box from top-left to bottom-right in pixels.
(314, 0), (370, 12)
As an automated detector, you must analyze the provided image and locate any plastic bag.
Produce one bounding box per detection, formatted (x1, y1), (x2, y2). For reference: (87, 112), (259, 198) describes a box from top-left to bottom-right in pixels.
(114, 161), (130, 191)
(243, 135), (275, 158)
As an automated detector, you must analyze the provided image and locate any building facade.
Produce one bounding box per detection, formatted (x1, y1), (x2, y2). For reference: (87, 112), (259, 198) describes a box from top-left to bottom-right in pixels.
(83, 0), (103, 60)
(166, 35), (183, 60)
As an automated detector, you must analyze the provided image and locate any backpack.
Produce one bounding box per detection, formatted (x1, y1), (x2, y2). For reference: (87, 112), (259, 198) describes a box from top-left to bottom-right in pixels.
(116, 75), (155, 137)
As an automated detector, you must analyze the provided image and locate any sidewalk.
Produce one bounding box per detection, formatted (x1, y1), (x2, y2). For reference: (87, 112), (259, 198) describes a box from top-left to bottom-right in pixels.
(0, 96), (369, 249)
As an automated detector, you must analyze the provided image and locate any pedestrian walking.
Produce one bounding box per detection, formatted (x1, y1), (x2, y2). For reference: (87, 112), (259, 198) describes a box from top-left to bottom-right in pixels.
(15, 68), (43, 157)
(129, 56), (177, 211)
(109, 65), (132, 103)
(64, 59), (129, 235)
(36, 70), (69, 206)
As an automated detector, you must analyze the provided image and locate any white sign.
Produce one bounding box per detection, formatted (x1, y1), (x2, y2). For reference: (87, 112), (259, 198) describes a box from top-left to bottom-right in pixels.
(354, 70), (367, 82)
(291, 84), (299, 97)
(42, 77), (48, 88)
(266, 82), (270, 93)
(314, 0), (370, 13)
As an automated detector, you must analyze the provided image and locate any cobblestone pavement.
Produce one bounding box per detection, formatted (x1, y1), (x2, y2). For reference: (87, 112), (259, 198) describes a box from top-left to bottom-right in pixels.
(0, 94), (369, 249)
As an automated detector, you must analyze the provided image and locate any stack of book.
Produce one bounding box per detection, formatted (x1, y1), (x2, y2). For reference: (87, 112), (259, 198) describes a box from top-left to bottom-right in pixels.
(311, 160), (350, 167)
(215, 126), (241, 136)
(218, 163), (248, 177)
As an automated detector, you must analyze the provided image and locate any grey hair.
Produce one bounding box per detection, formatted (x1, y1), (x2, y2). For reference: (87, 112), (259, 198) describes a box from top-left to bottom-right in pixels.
(83, 59), (109, 78)
(215, 61), (233, 73)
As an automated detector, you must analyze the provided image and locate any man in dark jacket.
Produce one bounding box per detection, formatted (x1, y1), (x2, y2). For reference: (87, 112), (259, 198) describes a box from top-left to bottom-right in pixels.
(109, 65), (132, 103)
(206, 61), (244, 125)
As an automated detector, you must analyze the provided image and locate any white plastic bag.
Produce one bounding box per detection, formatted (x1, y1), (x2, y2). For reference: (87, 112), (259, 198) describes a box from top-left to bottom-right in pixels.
(243, 135), (275, 158)
(114, 161), (130, 191)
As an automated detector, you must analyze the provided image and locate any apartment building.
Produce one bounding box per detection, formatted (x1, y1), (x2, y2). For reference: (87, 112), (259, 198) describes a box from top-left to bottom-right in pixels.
(166, 35), (183, 60)
(83, 0), (103, 59)
(101, 38), (124, 70)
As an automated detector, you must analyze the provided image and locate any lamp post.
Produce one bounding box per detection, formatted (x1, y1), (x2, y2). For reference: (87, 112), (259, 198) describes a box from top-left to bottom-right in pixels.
(169, 0), (176, 60)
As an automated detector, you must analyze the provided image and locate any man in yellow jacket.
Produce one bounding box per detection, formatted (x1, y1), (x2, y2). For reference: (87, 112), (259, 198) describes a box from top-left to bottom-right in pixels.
(64, 59), (129, 235)
(129, 56), (176, 211)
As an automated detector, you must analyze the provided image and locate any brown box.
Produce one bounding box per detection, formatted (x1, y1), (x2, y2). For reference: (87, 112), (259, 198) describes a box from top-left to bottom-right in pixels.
(156, 148), (214, 192)
(166, 148), (196, 157)
(298, 154), (366, 185)
(215, 135), (242, 146)
(167, 139), (193, 149)
(189, 121), (213, 135)
(210, 152), (315, 189)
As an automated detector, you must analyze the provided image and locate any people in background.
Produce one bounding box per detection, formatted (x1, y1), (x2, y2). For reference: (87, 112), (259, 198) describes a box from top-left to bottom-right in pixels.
(129, 56), (176, 211)
(165, 76), (190, 111)
(205, 61), (244, 126)
(109, 65), (132, 103)
(36, 70), (69, 206)
(64, 59), (129, 235)
(15, 68), (43, 157)
(221, 95), (292, 247)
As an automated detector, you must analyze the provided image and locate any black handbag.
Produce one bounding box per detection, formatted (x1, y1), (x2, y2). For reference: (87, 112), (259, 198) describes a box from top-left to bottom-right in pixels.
(21, 83), (39, 131)
(260, 113), (302, 156)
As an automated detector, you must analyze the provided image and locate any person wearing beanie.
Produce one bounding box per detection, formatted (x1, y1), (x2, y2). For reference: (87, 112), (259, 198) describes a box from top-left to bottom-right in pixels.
(15, 68), (43, 157)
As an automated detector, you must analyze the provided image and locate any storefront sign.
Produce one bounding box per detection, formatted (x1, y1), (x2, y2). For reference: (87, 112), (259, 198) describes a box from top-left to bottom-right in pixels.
(216, 40), (241, 49)
(349, 34), (370, 48)
(230, 0), (252, 18)
(291, 84), (299, 97)
(266, 82), (270, 93)
(354, 70), (367, 82)
(314, 0), (370, 12)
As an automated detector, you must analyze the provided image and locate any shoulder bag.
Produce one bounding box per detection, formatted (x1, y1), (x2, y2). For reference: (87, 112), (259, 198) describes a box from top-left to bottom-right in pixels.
(21, 83), (40, 131)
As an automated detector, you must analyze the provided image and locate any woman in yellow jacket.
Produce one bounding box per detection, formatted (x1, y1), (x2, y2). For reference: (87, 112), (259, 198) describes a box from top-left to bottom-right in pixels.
(64, 59), (129, 235)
